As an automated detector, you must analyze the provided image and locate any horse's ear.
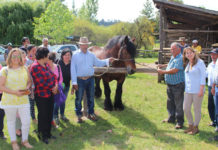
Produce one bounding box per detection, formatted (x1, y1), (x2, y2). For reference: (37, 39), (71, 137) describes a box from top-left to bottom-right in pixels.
(124, 35), (129, 44)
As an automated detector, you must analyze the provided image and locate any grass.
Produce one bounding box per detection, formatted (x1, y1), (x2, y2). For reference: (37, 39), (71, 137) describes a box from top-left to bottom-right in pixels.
(135, 57), (158, 64)
(0, 67), (218, 149)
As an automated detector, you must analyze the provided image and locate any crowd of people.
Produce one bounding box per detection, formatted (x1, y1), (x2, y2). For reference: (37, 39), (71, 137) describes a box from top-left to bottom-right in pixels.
(0, 36), (114, 150)
(0, 35), (217, 150)
(157, 38), (218, 137)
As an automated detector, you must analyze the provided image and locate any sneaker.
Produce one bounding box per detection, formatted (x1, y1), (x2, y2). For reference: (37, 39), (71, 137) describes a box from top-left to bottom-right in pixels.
(88, 114), (98, 121)
(61, 116), (69, 122)
(51, 120), (58, 128)
(162, 118), (175, 124)
(175, 124), (183, 129)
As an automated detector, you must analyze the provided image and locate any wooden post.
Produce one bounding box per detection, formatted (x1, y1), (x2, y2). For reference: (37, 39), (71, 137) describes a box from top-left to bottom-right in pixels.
(82, 91), (88, 117)
(158, 5), (164, 83)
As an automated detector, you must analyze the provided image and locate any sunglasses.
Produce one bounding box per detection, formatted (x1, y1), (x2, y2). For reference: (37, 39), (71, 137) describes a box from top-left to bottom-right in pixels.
(12, 55), (21, 59)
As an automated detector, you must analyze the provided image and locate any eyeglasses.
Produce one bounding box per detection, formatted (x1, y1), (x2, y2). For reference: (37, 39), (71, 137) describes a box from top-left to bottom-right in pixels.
(12, 55), (21, 59)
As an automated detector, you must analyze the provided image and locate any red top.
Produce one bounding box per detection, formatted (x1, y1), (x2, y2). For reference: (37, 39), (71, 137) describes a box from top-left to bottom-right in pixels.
(30, 61), (57, 98)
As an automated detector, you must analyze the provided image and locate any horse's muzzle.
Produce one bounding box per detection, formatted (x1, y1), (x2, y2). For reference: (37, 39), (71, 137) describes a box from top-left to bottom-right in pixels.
(127, 66), (135, 75)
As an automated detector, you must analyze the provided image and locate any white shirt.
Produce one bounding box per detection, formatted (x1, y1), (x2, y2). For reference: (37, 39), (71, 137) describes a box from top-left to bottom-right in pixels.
(71, 49), (109, 85)
(206, 61), (216, 86)
(40, 44), (52, 52)
(185, 59), (206, 93)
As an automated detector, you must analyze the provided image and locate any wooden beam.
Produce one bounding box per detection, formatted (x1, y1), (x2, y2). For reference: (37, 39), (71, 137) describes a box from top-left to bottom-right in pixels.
(163, 29), (218, 33)
(94, 67), (157, 74)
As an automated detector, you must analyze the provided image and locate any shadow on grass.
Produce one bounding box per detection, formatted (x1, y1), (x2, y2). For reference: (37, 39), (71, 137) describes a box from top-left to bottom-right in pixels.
(95, 98), (184, 146)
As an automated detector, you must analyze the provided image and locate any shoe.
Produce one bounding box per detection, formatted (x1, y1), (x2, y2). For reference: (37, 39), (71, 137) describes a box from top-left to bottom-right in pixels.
(175, 124), (183, 129)
(51, 120), (58, 128)
(16, 129), (22, 137)
(77, 117), (83, 123)
(11, 141), (20, 150)
(54, 118), (60, 125)
(61, 116), (69, 122)
(162, 118), (175, 124)
(215, 126), (218, 132)
(22, 141), (33, 149)
(88, 114), (98, 121)
(42, 138), (49, 144)
(0, 132), (7, 139)
(188, 126), (199, 135)
(184, 125), (193, 133)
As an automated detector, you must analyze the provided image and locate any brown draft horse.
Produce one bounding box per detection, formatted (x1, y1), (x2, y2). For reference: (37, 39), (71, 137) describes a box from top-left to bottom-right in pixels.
(89, 35), (137, 111)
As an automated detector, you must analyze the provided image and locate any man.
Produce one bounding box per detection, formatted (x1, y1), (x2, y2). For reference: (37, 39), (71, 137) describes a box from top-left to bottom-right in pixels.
(192, 40), (202, 54)
(4, 43), (12, 61)
(206, 48), (218, 127)
(177, 37), (188, 54)
(20, 37), (30, 53)
(211, 49), (218, 132)
(40, 38), (52, 52)
(71, 37), (114, 123)
(157, 42), (185, 129)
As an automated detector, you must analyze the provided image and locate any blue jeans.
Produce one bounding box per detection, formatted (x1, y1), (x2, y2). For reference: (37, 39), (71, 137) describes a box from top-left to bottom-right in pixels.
(75, 77), (95, 117)
(53, 86), (70, 118)
(215, 86), (218, 126)
(208, 86), (215, 124)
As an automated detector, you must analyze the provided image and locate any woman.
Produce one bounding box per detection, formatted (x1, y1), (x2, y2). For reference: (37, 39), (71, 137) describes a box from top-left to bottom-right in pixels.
(0, 63), (6, 139)
(47, 52), (63, 126)
(0, 48), (33, 150)
(183, 47), (206, 135)
(30, 47), (58, 144)
(56, 49), (72, 123)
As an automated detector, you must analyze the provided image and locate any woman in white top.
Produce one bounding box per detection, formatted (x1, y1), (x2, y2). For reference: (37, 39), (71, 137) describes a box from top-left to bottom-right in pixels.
(0, 48), (33, 150)
(183, 47), (206, 135)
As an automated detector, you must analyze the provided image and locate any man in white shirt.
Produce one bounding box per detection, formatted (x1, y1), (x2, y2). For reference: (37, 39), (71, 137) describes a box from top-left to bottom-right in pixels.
(71, 37), (114, 123)
(40, 38), (51, 52)
(206, 49), (218, 127)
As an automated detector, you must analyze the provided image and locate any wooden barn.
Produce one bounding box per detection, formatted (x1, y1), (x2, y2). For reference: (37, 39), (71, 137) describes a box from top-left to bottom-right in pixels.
(153, 0), (218, 82)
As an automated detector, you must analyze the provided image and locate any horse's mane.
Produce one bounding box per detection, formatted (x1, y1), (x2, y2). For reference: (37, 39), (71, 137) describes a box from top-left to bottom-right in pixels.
(105, 35), (136, 58)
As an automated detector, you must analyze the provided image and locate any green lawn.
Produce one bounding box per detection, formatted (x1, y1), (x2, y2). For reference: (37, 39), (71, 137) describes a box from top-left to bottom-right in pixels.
(135, 57), (158, 64)
(0, 73), (218, 150)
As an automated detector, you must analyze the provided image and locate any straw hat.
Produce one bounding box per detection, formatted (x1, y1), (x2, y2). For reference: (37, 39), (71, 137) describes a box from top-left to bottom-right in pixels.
(176, 37), (187, 42)
(77, 37), (92, 45)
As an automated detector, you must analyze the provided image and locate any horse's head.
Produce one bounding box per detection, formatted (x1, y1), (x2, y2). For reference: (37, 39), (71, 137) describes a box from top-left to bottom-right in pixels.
(117, 36), (136, 75)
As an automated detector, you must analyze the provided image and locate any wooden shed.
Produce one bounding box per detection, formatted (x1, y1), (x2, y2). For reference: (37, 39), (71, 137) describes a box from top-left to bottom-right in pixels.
(153, 0), (218, 82)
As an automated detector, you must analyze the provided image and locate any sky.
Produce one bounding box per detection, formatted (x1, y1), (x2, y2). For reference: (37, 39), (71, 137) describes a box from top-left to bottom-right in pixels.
(63, 0), (218, 22)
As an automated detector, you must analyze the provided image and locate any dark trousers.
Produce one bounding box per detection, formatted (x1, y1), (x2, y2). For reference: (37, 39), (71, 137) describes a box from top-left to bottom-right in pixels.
(0, 94), (4, 134)
(167, 82), (185, 125)
(35, 95), (54, 139)
(208, 86), (215, 124)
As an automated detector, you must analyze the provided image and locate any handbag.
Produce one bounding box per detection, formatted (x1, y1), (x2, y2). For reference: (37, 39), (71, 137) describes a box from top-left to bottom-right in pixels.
(54, 65), (66, 106)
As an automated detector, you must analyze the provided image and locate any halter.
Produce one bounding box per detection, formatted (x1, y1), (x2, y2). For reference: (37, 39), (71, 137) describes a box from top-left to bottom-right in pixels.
(116, 45), (135, 62)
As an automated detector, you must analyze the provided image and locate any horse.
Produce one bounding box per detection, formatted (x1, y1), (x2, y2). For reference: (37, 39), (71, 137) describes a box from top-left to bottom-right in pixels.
(89, 35), (137, 111)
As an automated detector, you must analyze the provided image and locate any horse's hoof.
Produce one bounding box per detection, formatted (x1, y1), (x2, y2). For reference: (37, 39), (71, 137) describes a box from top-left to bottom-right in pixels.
(104, 107), (113, 111)
(114, 104), (125, 111)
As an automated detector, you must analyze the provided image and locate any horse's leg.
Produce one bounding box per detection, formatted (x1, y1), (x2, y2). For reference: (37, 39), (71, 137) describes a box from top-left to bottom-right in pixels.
(95, 77), (102, 98)
(103, 80), (113, 111)
(114, 80), (125, 111)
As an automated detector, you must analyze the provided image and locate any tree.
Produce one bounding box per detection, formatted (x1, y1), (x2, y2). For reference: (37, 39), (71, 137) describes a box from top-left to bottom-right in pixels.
(34, 0), (74, 43)
(0, 1), (45, 45)
(141, 0), (154, 20)
(77, 0), (98, 23)
(44, 0), (65, 8)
